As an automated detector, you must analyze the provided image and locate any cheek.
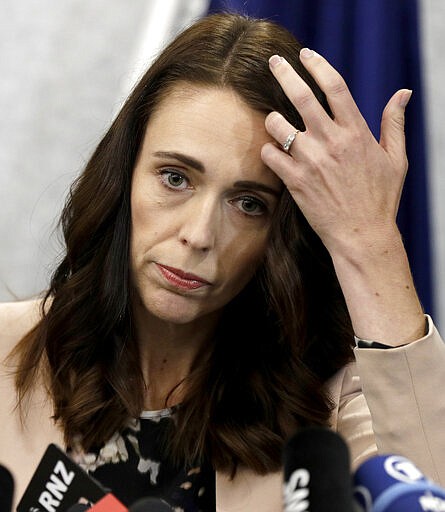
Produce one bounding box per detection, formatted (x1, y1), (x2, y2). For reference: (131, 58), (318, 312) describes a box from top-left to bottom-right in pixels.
(131, 188), (158, 225)
(224, 234), (269, 283)
(130, 170), (170, 226)
(130, 192), (172, 244)
(129, 195), (161, 269)
(129, 199), (147, 255)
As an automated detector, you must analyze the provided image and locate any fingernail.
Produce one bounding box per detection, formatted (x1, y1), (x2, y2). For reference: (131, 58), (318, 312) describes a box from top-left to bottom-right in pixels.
(269, 54), (283, 68)
(399, 89), (413, 108)
(300, 48), (315, 59)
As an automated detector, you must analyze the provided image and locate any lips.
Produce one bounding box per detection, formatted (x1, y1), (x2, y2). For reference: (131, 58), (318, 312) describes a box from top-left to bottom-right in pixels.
(156, 263), (211, 290)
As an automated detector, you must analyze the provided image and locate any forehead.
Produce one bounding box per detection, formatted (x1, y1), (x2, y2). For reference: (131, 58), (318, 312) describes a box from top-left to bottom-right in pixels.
(147, 83), (270, 147)
(141, 83), (279, 184)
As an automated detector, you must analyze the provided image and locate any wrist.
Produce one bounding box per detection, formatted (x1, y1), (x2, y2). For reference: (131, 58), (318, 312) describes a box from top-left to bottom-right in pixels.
(354, 316), (429, 348)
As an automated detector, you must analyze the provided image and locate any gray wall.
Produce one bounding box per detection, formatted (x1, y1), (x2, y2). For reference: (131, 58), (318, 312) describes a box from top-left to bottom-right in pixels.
(1, 1), (444, 330)
(0, 1), (151, 298)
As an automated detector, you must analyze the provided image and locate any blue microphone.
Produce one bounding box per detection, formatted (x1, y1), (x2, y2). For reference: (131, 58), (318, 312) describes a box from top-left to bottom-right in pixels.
(353, 454), (445, 511)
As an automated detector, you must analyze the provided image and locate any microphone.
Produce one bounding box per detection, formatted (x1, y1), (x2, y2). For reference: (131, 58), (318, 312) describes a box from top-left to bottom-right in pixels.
(353, 454), (445, 511)
(283, 426), (354, 512)
(17, 443), (180, 512)
(17, 443), (108, 512)
(0, 464), (14, 512)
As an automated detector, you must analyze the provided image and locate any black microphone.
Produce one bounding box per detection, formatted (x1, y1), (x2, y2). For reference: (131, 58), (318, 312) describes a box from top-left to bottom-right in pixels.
(0, 464), (14, 512)
(17, 443), (180, 512)
(16, 443), (110, 512)
(283, 426), (354, 512)
(129, 497), (174, 511)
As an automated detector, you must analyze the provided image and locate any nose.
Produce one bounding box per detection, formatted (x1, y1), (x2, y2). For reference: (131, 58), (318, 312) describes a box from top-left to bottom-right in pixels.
(178, 196), (219, 252)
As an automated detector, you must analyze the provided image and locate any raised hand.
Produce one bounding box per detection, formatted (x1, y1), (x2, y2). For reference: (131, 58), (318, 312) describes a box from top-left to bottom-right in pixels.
(261, 49), (411, 257)
(261, 49), (424, 345)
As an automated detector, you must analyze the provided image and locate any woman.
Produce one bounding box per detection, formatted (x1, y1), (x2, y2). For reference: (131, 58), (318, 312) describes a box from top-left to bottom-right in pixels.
(1, 12), (444, 511)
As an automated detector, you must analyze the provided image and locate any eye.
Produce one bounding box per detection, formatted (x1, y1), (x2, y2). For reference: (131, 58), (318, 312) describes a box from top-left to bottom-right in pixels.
(159, 169), (189, 190)
(233, 196), (267, 216)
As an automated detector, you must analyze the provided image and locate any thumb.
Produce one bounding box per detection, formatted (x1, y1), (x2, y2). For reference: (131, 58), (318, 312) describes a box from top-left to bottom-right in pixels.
(379, 89), (412, 166)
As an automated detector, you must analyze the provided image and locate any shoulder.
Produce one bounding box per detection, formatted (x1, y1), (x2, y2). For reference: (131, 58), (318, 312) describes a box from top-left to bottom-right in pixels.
(325, 362), (361, 404)
(0, 299), (43, 361)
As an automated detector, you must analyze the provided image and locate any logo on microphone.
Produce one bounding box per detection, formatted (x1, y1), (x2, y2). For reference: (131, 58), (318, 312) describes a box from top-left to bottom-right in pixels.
(37, 460), (75, 511)
(384, 456), (425, 484)
(283, 468), (310, 512)
(419, 492), (445, 511)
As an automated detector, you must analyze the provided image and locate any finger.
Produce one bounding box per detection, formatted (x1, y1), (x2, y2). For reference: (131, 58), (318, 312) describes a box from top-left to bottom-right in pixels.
(261, 142), (309, 188)
(269, 54), (332, 133)
(379, 89), (411, 172)
(264, 111), (303, 156)
(298, 48), (365, 128)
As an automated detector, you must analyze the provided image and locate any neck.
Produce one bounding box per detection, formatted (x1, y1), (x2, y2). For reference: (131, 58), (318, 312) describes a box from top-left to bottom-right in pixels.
(132, 302), (220, 410)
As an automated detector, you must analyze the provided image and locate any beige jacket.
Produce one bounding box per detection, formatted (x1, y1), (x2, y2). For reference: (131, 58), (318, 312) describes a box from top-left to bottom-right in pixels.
(1, 301), (444, 511)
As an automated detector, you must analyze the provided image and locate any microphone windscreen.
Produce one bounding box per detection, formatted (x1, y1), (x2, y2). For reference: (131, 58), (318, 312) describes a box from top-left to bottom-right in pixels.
(283, 426), (354, 512)
(0, 464), (14, 512)
(130, 497), (174, 511)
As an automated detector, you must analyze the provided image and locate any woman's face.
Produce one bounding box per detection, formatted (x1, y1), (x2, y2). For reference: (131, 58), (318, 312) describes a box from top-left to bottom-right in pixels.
(130, 84), (282, 326)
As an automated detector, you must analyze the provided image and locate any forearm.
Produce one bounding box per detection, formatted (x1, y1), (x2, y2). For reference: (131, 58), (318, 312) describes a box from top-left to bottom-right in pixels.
(330, 225), (425, 345)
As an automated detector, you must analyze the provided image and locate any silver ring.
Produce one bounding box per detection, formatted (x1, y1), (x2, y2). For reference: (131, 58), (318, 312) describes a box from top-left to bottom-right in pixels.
(282, 130), (300, 153)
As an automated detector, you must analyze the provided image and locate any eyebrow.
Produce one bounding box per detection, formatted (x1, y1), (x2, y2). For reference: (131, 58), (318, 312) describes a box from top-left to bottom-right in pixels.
(233, 181), (281, 197)
(152, 151), (204, 172)
(152, 150), (281, 197)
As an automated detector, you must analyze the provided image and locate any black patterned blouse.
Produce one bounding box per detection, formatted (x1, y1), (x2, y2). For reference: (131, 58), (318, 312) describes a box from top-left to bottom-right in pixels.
(70, 408), (216, 512)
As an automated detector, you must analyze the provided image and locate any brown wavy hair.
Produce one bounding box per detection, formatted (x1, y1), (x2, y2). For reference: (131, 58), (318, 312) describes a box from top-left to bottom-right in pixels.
(11, 13), (354, 474)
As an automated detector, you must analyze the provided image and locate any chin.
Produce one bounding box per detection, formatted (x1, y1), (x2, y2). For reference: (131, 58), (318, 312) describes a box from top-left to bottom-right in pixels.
(153, 307), (205, 324)
(138, 292), (216, 325)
